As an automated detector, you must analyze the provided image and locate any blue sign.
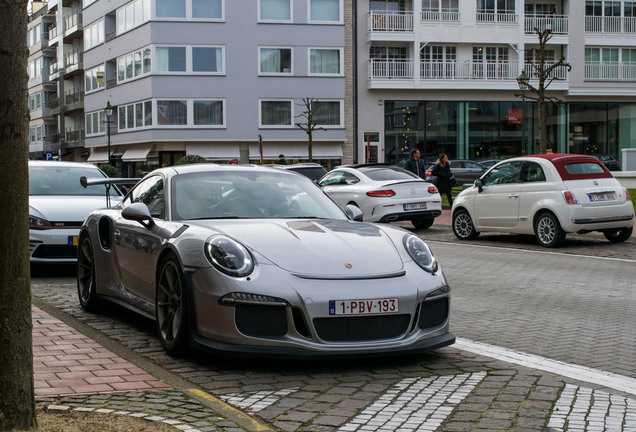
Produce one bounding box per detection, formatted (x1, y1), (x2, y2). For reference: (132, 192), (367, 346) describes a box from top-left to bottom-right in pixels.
(45, 151), (53, 160)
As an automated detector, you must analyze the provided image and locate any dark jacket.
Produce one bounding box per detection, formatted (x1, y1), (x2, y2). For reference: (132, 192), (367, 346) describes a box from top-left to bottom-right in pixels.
(404, 158), (426, 178)
(432, 163), (453, 192)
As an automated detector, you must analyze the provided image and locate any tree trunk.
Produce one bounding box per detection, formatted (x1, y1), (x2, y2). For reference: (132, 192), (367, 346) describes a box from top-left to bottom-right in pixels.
(308, 132), (313, 162)
(0, 0), (36, 430)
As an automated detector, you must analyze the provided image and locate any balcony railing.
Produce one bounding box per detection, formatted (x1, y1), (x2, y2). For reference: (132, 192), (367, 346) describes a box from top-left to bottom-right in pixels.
(525, 15), (568, 34)
(63, 10), (82, 32)
(476, 12), (517, 23)
(49, 62), (58, 75)
(585, 16), (636, 33)
(48, 24), (58, 40)
(64, 49), (83, 69)
(420, 61), (519, 80)
(585, 62), (636, 81)
(420, 10), (460, 21)
(523, 63), (569, 80)
(65, 88), (84, 106)
(369, 59), (413, 79)
(369, 11), (414, 32)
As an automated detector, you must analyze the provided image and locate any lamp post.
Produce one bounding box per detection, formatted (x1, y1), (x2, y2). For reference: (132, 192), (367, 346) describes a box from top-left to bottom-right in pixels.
(104, 100), (113, 165)
(517, 71), (530, 153)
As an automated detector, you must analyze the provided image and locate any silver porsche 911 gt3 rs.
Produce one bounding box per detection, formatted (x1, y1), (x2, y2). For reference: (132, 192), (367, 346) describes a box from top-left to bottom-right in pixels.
(77, 163), (454, 357)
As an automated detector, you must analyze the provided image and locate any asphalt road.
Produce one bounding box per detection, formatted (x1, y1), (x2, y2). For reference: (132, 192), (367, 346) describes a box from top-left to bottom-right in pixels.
(30, 224), (636, 431)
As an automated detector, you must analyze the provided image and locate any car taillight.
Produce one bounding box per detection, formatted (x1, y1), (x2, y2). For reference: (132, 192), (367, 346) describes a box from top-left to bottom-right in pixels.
(366, 190), (396, 197)
(428, 186), (438, 194)
(425, 170), (433, 176)
(625, 188), (631, 201)
(562, 190), (579, 205)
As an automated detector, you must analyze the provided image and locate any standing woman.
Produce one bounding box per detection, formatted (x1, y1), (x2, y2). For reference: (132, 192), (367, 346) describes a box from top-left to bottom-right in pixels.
(432, 153), (454, 207)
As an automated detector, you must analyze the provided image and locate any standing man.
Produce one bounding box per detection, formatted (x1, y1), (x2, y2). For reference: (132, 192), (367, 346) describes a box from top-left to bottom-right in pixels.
(277, 154), (288, 165)
(404, 149), (426, 178)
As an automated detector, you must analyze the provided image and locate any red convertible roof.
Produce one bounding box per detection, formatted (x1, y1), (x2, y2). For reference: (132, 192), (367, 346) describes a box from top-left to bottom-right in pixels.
(517, 154), (613, 181)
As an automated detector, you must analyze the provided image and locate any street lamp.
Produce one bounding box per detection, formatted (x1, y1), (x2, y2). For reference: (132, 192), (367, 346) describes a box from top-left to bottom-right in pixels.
(104, 100), (114, 165)
(517, 71), (530, 152)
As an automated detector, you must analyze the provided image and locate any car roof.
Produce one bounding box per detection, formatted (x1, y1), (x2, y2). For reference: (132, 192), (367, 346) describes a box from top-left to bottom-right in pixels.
(28, 160), (99, 168)
(511, 154), (613, 180)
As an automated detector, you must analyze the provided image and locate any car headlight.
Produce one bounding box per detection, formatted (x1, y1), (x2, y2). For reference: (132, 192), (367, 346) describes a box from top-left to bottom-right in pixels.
(29, 215), (51, 230)
(403, 234), (437, 273)
(204, 235), (254, 277)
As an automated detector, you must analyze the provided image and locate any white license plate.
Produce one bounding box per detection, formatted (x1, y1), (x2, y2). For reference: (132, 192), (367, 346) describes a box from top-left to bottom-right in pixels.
(329, 298), (399, 316)
(588, 192), (615, 202)
(404, 202), (427, 211)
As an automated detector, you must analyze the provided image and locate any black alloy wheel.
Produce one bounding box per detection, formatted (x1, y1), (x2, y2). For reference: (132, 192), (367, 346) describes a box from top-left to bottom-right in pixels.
(155, 254), (190, 356)
(77, 234), (101, 312)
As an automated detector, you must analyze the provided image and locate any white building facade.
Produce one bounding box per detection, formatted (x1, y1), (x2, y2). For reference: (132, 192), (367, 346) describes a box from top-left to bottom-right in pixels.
(355, 0), (636, 167)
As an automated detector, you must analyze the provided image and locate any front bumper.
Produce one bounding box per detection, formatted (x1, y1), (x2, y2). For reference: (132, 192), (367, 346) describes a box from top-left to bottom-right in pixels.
(30, 228), (80, 263)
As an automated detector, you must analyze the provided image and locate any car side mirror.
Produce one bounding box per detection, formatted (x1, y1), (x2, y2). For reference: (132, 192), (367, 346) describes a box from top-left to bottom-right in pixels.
(344, 204), (363, 222)
(121, 202), (154, 226)
(474, 179), (483, 193)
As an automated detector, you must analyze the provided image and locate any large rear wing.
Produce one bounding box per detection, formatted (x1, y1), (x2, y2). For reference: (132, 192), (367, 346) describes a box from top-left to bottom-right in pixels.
(80, 176), (140, 208)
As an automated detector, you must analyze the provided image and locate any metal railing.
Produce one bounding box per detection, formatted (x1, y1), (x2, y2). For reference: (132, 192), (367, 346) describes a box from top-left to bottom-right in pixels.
(48, 24), (57, 40)
(64, 49), (83, 69)
(63, 10), (82, 32)
(420, 61), (519, 80)
(369, 59), (413, 79)
(476, 12), (517, 23)
(523, 63), (569, 80)
(585, 62), (636, 81)
(369, 11), (414, 32)
(525, 15), (568, 34)
(49, 62), (58, 75)
(585, 16), (636, 33)
(420, 11), (460, 21)
(65, 89), (84, 106)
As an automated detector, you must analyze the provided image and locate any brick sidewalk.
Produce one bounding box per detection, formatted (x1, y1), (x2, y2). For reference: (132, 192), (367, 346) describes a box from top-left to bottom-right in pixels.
(32, 306), (171, 398)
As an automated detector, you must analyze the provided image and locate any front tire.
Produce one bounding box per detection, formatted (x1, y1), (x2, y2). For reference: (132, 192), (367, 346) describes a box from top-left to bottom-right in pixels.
(412, 218), (435, 229)
(77, 234), (101, 312)
(452, 209), (480, 240)
(156, 254), (190, 357)
(534, 212), (566, 248)
(603, 226), (633, 243)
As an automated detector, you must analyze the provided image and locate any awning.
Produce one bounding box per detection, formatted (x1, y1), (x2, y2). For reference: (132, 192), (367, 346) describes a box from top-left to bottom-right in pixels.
(122, 145), (153, 162)
(185, 143), (240, 160)
(249, 142), (343, 160)
(86, 149), (109, 163)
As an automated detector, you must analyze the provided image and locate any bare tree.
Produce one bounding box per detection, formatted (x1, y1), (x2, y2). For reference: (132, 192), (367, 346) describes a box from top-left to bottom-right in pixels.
(0, 0), (37, 430)
(517, 27), (572, 154)
(295, 98), (326, 163)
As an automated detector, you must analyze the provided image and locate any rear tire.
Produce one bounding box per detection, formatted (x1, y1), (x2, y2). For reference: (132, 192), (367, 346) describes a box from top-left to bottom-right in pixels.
(77, 234), (101, 312)
(534, 212), (566, 248)
(156, 254), (190, 357)
(412, 218), (435, 229)
(452, 209), (480, 240)
(603, 226), (633, 243)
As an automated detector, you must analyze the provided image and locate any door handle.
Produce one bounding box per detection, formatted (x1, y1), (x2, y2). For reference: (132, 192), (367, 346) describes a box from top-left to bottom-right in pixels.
(113, 229), (121, 242)
(508, 194), (519, 199)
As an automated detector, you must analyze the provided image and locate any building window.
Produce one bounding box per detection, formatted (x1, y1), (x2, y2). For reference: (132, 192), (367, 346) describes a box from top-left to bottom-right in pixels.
(192, 47), (224, 73)
(117, 47), (151, 82)
(85, 64), (105, 93)
(28, 57), (43, 79)
(157, 100), (188, 125)
(156, 47), (187, 72)
(259, 47), (292, 74)
(156, 0), (186, 17)
(309, 48), (342, 74)
(259, 0), (291, 21)
(118, 100), (152, 130)
(116, 0), (150, 35)
(84, 18), (104, 50)
(193, 100), (224, 126)
(260, 100), (292, 127)
(309, 0), (341, 22)
(313, 100), (342, 126)
(193, 0), (223, 18)
(85, 111), (106, 136)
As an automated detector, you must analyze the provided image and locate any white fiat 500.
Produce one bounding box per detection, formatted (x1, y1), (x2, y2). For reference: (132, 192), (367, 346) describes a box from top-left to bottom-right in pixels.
(451, 154), (635, 247)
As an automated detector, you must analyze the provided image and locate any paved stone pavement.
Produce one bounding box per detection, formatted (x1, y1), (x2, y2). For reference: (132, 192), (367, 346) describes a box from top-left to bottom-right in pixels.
(30, 212), (636, 432)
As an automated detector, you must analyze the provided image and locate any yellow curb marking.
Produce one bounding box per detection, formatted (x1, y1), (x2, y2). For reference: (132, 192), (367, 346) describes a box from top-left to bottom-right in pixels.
(187, 389), (275, 432)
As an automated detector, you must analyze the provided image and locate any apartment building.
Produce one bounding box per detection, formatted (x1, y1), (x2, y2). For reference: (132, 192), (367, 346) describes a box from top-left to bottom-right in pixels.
(28, 0), (348, 175)
(356, 0), (636, 167)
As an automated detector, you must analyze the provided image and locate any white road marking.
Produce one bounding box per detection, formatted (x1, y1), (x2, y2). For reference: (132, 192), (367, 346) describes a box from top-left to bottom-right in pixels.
(219, 387), (298, 413)
(549, 384), (636, 431)
(337, 372), (486, 432)
(455, 338), (636, 396)
(427, 240), (636, 263)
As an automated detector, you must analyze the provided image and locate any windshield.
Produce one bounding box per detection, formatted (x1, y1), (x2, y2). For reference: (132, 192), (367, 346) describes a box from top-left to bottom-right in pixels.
(172, 170), (348, 220)
(29, 165), (113, 196)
